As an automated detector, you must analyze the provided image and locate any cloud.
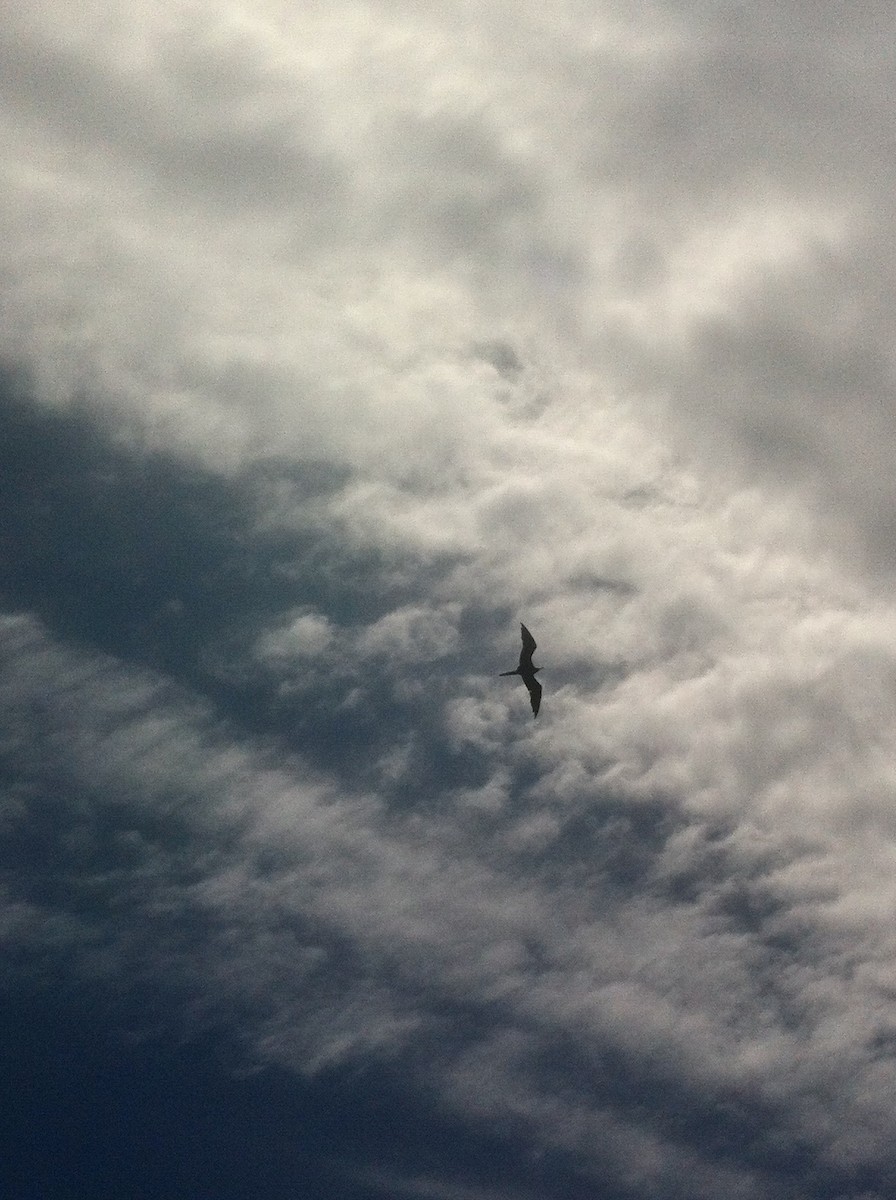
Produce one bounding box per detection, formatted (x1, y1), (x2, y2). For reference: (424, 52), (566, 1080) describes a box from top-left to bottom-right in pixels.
(5, 2), (896, 1197)
(5, 546), (896, 1197)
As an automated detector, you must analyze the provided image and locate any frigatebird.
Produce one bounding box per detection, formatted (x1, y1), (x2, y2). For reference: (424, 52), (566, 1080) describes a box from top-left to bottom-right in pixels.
(500, 623), (542, 717)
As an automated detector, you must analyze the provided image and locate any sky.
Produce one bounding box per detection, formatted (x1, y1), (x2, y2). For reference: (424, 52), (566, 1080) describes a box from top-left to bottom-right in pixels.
(3, 2), (896, 1197)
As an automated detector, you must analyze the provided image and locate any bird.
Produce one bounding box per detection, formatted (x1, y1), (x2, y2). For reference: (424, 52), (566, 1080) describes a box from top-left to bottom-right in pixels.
(500, 623), (542, 717)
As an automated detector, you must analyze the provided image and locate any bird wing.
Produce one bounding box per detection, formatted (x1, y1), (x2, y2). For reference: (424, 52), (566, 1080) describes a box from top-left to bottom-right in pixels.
(524, 675), (542, 717)
(519, 623), (537, 669)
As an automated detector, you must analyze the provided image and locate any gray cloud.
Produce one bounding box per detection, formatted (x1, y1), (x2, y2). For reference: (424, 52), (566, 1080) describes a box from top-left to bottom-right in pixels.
(5, 2), (896, 1197)
(0, 10), (347, 215)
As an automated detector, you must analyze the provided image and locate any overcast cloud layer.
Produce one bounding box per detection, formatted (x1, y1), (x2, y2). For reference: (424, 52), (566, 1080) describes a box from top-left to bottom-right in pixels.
(4, 3), (896, 1197)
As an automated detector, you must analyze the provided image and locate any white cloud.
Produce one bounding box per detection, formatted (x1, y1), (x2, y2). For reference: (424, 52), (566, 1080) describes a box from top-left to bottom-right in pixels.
(6, 1), (896, 1195)
(256, 609), (334, 661)
(4, 570), (896, 1194)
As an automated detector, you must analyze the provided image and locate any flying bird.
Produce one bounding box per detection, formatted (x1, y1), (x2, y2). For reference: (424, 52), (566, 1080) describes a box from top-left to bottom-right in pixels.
(500, 623), (542, 717)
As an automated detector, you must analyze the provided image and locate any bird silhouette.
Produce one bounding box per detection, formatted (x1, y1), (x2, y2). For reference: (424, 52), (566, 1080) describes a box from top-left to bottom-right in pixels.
(500, 623), (542, 717)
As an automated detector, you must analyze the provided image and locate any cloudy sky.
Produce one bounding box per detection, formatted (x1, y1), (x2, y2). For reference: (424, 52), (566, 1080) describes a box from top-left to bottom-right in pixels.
(4, 2), (896, 1197)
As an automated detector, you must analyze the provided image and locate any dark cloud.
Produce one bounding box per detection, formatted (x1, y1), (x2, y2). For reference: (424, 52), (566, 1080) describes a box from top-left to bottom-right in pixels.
(5, 3), (896, 1198)
(472, 340), (524, 380)
(3, 990), (584, 1200)
(0, 370), (348, 672)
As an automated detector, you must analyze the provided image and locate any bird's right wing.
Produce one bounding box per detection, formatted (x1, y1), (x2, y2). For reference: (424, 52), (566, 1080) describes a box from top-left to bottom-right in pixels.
(520, 624), (537, 654)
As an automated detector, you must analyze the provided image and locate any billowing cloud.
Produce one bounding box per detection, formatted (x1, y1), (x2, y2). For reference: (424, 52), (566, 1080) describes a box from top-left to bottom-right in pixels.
(4, 3), (896, 1198)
